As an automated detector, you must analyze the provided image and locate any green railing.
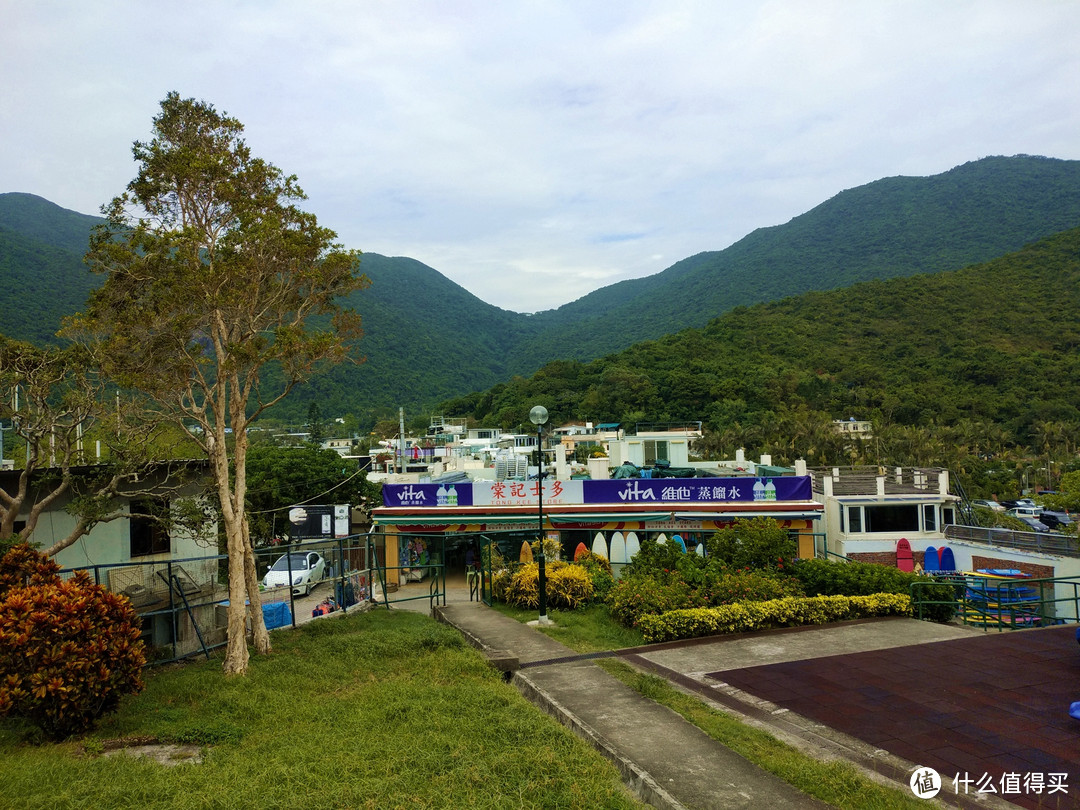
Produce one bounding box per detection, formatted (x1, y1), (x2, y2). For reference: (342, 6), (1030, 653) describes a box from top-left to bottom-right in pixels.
(911, 573), (1080, 630)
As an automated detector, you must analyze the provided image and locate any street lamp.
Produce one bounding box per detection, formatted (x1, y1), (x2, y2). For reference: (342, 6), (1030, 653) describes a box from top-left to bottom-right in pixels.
(529, 405), (552, 626)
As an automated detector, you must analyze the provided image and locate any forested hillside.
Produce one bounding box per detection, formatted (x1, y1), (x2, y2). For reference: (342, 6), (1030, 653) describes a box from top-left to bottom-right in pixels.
(511, 155), (1080, 367)
(4, 154), (1080, 420)
(0, 194), (104, 344)
(442, 226), (1080, 452)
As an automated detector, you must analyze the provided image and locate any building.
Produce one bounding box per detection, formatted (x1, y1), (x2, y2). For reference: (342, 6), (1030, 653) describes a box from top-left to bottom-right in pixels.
(372, 468), (824, 582)
(811, 466), (963, 564)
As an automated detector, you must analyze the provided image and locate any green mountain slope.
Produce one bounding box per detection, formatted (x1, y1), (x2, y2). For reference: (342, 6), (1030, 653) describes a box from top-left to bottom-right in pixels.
(513, 155), (1080, 366)
(0, 194), (104, 345)
(4, 154), (1080, 419)
(445, 225), (1080, 437)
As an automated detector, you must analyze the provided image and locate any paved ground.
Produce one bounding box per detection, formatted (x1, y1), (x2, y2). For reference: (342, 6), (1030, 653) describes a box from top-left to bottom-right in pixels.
(434, 600), (1080, 810)
(698, 624), (1080, 810)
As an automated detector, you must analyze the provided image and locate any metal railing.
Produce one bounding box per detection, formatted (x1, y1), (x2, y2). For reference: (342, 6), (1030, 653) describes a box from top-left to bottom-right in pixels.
(61, 535), (376, 667)
(944, 524), (1080, 557)
(911, 573), (1080, 630)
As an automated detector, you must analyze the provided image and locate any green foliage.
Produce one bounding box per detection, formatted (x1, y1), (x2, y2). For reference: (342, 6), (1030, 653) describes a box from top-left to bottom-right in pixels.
(244, 443), (380, 544)
(573, 551), (615, 602)
(609, 574), (701, 628)
(636, 594), (913, 643)
(498, 561), (597, 610)
(705, 517), (796, 572)
(0, 544), (145, 740)
(791, 558), (957, 622)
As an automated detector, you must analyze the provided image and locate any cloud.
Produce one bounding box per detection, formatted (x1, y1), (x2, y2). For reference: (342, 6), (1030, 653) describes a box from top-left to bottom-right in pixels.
(3, 1), (1078, 311)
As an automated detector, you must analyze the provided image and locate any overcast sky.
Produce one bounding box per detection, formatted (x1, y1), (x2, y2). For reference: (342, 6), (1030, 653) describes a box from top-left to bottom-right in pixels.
(3, 2), (1078, 312)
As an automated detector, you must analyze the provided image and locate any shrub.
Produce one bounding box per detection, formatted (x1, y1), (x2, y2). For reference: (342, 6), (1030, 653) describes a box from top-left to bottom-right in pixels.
(705, 517), (796, 572)
(546, 565), (595, 609)
(791, 558), (958, 622)
(609, 574), (703, 628)
(636, 593), (913, 643)
(573, 551), (615, 602)
(706, 570), (804, 605)
(0, 545), (146, 740)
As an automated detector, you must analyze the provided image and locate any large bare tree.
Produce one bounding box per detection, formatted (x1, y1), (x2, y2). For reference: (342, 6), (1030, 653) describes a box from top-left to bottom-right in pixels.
(68, 93), (369, 675)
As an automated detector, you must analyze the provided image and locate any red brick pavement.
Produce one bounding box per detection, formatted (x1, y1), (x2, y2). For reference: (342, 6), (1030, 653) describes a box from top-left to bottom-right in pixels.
(711, 624), (1080, 809)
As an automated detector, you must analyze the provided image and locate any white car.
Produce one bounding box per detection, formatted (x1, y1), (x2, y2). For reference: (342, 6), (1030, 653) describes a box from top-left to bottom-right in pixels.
(263, 551), (326, 596)
(971, 499), (1005, 512)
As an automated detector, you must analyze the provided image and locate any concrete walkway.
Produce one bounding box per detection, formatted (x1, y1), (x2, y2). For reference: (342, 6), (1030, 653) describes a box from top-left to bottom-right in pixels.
(436, 602), (832, 810)
(433, 601), (1080, 810)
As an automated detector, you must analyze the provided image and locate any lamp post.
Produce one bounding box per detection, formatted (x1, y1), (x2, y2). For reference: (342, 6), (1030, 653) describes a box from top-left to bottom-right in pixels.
(529, 405), (552, 626)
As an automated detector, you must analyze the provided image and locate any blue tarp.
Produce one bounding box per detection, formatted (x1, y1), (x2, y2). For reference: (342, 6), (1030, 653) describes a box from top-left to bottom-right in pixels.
(262, 601), (292, 630)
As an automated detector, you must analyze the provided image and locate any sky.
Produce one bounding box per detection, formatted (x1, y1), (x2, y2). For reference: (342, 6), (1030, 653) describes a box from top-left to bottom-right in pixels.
(3, 2), (1078, 313)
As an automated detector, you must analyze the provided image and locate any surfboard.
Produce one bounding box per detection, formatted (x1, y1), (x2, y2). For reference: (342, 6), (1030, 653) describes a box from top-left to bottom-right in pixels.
(573, 542), (589, 561)
(671, 533), (687, 553)
(923, 546), (938, 573)
(938, 546), (956, 572)
(656, 533), (668, 545)
(896, 537), (914, 572)
(695, 539), (705, 557)
(519, 540), (534, 563)
(624, 531), (640, 564)
(609, 532), (626, 565)
(591, 532), (608, 560)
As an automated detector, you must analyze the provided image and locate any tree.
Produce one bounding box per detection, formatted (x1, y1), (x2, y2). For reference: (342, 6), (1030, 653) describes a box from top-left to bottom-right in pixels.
(0, 337), (196, 557)
(305, 401), (325, 445)
(245, 443), (380, 545)
(68, 93), (369, 675)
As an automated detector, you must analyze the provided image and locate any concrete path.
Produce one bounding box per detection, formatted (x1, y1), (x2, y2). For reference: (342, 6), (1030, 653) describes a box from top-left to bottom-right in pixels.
(437, 602), (831, 810)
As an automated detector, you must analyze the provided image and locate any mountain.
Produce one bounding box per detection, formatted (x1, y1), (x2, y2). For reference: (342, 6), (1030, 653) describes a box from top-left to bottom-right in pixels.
(0, 194), (105, 344)
(512, 155), (1080, 366)
(443, 225), (1080, 438)
(4, 154), (1080, 419)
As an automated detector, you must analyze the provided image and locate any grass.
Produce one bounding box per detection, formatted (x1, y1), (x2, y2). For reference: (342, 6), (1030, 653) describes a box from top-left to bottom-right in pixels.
(495, 600), (926, 810)
(0, 610), (645, 810)
(490, 602), (646, 652)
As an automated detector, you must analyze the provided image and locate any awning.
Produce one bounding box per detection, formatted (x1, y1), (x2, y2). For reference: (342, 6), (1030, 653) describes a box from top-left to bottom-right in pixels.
(547, 512), (673, 525)
(672, 510), (822, 521)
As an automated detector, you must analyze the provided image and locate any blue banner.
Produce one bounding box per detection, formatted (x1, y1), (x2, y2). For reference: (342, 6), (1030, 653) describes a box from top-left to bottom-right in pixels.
(382, 476), (812, 508)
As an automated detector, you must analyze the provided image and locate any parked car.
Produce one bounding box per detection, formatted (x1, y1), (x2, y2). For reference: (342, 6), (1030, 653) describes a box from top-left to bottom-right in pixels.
(1006, 506), (1043, 519)
(1013, 515), (1050, 533)
(971, 499), (1005, 512)
(263, 551), (326, 596)
(1038, 510), (1073, 530)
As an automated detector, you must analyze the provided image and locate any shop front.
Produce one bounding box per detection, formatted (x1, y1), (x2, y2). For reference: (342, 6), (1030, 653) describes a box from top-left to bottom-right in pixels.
(373, 476), (824, 572)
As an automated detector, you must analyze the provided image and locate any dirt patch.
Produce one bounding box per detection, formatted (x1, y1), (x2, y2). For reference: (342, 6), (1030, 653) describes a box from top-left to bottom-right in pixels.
(95, 737), (204, 766)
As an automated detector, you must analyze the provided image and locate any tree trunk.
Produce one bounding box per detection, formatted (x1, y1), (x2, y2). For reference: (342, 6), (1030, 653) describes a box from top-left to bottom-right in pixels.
(215, 435), (250, 676)
(242, 512), (271, 655)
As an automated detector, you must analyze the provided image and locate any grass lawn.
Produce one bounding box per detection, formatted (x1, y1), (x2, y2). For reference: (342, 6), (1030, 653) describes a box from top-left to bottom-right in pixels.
(494, 600), (927, 810)
(0, 610), (645, 810)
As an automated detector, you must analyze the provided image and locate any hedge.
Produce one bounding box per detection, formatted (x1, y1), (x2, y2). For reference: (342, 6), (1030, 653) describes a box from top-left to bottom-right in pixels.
(635, 593), (912, 643)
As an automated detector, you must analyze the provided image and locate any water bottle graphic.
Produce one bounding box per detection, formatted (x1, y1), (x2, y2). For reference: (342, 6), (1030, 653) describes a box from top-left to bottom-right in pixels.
(447, 484), (458, 506)
(765, 479), (776, 501)
(753, 479), (765, 502)
(436, 485), (447, 506)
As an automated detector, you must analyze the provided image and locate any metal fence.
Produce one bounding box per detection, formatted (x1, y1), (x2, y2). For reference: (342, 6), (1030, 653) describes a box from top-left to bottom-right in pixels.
(62, 535), (376, 666)
(943, 524), (1080, 557)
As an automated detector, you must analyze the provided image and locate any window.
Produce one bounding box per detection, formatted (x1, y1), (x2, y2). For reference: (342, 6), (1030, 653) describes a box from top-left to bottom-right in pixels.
(644, 440), (669, 465)
(846, 506), (862, 533)
(942, 506), (955, 526)
(844, 504), (920, 534)
(923, 504), (937, 532)
(130, 498), (170, 557)
(865, 505), (919, 533)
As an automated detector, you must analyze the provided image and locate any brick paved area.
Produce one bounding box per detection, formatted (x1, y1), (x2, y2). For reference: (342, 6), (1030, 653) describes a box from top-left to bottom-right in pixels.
(712, 624), (1080, 809)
